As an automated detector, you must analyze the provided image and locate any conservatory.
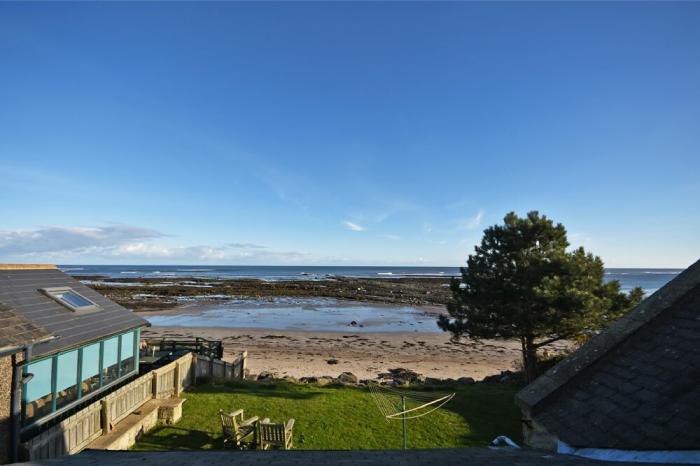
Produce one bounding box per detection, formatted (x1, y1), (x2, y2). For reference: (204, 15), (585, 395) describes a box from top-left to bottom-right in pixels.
(22, 329), (140, 423)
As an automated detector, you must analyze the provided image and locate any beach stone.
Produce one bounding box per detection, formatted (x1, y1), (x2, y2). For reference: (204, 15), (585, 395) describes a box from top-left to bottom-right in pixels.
(338, 372), (358, 384)
(316, 376), (334, 386)
(257, 371), (277, 381)
(282, 376), (299, 384)
(379, 367), (425, 385)
(326, 358), (339, 365)
(457, 377), (476, 385)
(424, 377), (443, 385)
(299, 376), (317, 384)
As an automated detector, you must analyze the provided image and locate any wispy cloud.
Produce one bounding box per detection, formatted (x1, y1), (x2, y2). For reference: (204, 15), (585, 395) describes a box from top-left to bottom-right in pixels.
(382, 234), (401, 241)
(228, 242), (267, 249)
(461, 210), (485, 230)
(0, 225), (307, 264)
(342, 221), (365, 232)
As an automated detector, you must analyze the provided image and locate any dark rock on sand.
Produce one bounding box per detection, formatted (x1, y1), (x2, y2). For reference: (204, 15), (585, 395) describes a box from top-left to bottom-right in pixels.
(338, 372), (359, 384)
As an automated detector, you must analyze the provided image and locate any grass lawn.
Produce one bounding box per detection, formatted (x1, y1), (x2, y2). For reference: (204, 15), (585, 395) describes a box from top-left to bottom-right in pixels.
(133, 381), (522, 450)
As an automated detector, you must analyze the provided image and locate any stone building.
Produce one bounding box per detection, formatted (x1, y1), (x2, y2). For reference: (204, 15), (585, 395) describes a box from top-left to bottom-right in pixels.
(0, 264), (148, 464)
(516, 259), (700, 461)
(0, 301), (53, 464)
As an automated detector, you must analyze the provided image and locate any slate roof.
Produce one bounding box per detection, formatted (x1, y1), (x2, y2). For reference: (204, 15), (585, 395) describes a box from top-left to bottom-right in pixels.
(14, 448), (669, 466)
(0, 301), (53, 355)
(0, 265), (149, 358)
(516, 259), (700, 450)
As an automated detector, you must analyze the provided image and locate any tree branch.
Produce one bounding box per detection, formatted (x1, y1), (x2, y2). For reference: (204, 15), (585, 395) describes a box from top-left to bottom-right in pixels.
(533, 335), (571, 348)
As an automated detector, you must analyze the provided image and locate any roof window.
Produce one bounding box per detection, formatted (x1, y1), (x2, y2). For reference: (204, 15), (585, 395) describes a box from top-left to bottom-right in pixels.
(41, 287), (100, 313)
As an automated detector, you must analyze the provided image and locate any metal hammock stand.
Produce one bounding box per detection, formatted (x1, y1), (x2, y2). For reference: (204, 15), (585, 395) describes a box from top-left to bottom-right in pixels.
(368, 383), (455, 450)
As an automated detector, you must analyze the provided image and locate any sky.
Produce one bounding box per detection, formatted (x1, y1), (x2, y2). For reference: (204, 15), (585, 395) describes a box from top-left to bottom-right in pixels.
(1, 2), (699, 268)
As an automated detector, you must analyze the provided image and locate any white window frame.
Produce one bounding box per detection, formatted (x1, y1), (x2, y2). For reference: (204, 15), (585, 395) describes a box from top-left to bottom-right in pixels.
(41, 287), (100, 313)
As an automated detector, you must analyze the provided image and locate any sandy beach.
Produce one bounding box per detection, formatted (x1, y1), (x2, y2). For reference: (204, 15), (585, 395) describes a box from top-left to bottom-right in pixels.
(78, 274), (572, 381)
(142, 321), (568, 381)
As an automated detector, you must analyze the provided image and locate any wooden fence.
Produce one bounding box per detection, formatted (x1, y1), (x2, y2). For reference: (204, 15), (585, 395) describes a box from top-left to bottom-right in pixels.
(21, 350), (246, 461)
(21, 400), (102, 460)
(195, 351), (247, 381)
(103, 372), (154, 428)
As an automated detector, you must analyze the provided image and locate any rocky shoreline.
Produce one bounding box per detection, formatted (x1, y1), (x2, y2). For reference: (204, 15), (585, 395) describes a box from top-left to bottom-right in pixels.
(78, 275), (453, 312)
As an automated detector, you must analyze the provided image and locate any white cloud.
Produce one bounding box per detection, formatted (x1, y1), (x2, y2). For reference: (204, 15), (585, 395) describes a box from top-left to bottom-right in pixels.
(461, 210), (485, 230)
(342, 221), (365, 232)
(0, 225), (164, 255)
(228, 242), (267, 249)
(0, 225), (307, 264)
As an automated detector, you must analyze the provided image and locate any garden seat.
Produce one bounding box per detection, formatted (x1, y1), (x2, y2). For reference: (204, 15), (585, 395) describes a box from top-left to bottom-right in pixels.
(219, 409), (258, 449)
(256, 418), (294, 450)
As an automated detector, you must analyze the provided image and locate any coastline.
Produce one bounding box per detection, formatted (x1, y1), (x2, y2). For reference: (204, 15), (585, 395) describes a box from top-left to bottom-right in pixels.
(82, 276), (569, 380)
(142, 325), (555, 381)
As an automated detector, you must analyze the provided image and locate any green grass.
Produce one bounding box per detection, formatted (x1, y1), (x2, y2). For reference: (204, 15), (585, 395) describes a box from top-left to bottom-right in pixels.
(133, 381), (522, 450)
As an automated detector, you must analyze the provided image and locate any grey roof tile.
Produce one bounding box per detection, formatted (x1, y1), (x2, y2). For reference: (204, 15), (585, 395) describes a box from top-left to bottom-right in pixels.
(521, 259), (700, 450)
(0, 267), (148, 358)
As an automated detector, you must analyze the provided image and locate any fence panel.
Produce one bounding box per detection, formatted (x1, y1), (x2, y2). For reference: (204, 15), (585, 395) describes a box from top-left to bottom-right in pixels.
(195, 352), (246, 381)
(104, 373), (154, 427)
(22, 400), (102, 460)
(153, 361), (177, 399)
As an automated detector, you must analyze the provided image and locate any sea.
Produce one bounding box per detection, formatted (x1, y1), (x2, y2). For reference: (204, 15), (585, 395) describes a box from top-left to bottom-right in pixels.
(60, 265), (682, 296)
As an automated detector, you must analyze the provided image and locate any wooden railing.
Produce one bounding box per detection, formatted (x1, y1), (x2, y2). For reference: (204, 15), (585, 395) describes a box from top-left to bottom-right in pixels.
(21, 400), (102, 460)
(143, 337), (224, 360)
(195, 351), (247, 381)
(21, 350), (245, 461)
(103, 372), (154, 428)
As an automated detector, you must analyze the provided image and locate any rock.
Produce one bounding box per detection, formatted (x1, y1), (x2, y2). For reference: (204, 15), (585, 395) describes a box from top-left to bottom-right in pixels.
(257, 371), (277, 381)
(338, 372), (358, 384)
(379, 367), (425, 385)
(282, 376), (299, 384)
(424, 377), (443, 385)
(457, 377), (475, 385)
(299, 376), (317, 384)
(349, 321), (358, 327)
(316, 376), (334, 386)
(326, 358), (339, 365)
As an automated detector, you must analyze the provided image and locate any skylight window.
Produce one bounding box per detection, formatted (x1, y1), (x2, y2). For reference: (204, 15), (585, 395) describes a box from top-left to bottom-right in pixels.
(42, 287), (100, 313)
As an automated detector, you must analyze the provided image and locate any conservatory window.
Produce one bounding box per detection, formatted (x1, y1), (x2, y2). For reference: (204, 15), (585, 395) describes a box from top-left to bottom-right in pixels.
(23, 358), (54, 422)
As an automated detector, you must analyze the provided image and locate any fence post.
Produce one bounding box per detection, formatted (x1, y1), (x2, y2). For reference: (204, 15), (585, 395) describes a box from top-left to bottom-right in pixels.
(174, 362), (181, 397)
(193, 354), (198, 385)
(100, 399), (110, 434)
(241, 351), (248, 380)
(152, 370), (159, 398)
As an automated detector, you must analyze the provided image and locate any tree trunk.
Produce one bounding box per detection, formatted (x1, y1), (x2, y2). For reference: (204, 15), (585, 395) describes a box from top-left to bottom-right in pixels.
(521, 335), (539, 384)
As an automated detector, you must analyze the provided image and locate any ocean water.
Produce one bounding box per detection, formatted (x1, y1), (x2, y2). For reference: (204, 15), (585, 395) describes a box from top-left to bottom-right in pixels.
(147, 298), (441, 333)
(60, 265), (682, 296)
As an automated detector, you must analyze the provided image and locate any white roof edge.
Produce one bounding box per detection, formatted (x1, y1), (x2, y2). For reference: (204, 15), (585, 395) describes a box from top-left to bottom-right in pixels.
(558, 441), (700, 464)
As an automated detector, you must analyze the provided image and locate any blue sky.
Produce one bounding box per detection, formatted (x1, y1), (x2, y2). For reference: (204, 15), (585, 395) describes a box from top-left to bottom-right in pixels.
(1, 2), (698, 267)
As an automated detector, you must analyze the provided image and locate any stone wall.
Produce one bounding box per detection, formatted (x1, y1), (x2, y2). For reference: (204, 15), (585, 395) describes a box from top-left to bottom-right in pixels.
(0, 353), (15, 464)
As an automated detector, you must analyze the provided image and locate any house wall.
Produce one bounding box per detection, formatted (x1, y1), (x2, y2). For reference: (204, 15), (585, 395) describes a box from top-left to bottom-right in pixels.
(520, 407), (559, 451)
(0, 353), (16, 464)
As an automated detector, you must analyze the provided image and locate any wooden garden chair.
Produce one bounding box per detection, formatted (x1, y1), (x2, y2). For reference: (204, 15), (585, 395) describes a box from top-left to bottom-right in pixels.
(256, 418), (295, 450)
(219, 409), (258, 449)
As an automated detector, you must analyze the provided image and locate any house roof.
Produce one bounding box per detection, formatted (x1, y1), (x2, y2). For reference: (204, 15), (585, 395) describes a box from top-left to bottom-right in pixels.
(0, 265), (149, 358)
(13, 448), (669, 466)
(0, 300), (53, 356)
(516, 258), (700, 450)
